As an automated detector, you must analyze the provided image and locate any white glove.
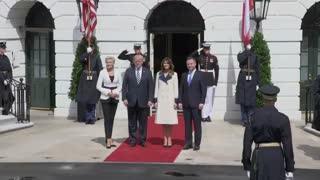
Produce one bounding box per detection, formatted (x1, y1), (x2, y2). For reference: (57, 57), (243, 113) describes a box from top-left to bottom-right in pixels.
(246, 44), (251, 50)
(246, 171), (250, 178)
(4, 80), (8, 85)
(197, 47), (203, 52)
(286, 172), (293, 179)
(87, 47), (92, 53)
(256, 85), (259, 90)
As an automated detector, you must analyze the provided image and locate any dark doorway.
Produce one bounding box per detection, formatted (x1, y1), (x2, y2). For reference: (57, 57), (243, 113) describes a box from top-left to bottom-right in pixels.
(147, 1), (205, 80)
(154, 33), (199, 80)
(25, 2), (55, 109)
(300, 2), (320, 111)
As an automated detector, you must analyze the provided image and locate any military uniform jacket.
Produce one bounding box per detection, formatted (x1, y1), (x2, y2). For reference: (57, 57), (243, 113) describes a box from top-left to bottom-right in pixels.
(0, 54), (12, 82)
(242, 105), (295, 179)
(0, 54), (14, 113)
(76, 52), (103, 104)
(236, 50), (261, 106)
(190, 50), (219, 86)
(118, 50), (149, 68)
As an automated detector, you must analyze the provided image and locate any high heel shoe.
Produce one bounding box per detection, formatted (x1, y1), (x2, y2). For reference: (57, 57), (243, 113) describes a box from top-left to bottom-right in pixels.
(106, 139), (112, 149)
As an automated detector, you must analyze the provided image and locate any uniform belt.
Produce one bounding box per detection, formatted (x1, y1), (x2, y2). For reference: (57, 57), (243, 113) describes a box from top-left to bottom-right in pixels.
(83, 70), (97, 74)
(256, 142), (281, 148)
(0, 71), (8, 73)
(241, 69), (255, 73)
(200, 69), (214, 73)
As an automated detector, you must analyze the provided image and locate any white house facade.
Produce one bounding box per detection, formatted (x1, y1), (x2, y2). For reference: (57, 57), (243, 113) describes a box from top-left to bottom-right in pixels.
(1, 0), (320, 121)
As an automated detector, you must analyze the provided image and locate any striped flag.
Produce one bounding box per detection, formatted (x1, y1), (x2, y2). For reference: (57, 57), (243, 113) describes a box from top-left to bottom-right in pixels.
(82, 0), (97, 42)
(241, 0), (253, 47)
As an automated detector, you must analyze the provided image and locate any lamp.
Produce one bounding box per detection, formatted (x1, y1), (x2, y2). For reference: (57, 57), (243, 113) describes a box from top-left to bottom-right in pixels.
(250, 0), (271, 31)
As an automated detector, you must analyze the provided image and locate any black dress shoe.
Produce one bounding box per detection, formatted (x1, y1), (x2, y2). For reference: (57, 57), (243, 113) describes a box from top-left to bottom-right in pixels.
(207, 117), (212, 122)
(130, 143), (136, 147)
(140, 142), (146, 147)
(193, 146), (200, 151)
(183, 144), (193, 150)
(201, 118), (206, 122)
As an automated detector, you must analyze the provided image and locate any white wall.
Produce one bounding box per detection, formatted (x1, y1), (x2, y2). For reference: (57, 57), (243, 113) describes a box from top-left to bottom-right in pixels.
(1, 0), (318, 120)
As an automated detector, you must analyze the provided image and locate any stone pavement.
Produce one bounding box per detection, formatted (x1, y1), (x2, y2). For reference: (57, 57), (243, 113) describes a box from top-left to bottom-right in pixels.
(0, 110), (319, 170)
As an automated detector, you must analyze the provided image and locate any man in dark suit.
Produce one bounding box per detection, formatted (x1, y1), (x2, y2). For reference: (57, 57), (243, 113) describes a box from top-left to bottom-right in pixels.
(178, 57), (207, 151)
(122, 54), (154, 147)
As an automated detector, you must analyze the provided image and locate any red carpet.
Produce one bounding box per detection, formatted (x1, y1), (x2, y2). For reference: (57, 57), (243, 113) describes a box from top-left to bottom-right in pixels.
(104, 115), (185, 163)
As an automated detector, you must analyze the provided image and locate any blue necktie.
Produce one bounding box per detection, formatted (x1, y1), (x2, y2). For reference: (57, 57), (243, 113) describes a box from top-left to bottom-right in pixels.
(187, 72), (192, 86)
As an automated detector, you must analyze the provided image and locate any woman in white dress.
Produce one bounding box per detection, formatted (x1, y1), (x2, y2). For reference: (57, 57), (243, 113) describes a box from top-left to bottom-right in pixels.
(154, 57), (179, 147)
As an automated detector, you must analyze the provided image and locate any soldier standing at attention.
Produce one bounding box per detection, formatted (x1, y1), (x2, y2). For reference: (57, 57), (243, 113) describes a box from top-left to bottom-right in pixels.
(242, 85), (295, 180)
(76, 42), (103, 124)
(236, 44), (261, 126)
(118, 43), (148, 68)
(190, 43), (219, 122)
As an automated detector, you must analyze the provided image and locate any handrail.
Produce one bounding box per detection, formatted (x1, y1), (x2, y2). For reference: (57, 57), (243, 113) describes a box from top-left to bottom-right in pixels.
(7, 78), (31, 122)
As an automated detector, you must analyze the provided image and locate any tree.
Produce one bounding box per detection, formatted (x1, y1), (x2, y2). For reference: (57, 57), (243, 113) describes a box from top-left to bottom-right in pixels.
(68, 36), (100, 100)
(251, 32), (272, 106)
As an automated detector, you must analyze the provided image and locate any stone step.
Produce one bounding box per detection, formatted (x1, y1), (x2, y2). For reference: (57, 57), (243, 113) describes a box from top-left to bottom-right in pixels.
(0, 122), (34, 134)
(0, 114), (17, 126)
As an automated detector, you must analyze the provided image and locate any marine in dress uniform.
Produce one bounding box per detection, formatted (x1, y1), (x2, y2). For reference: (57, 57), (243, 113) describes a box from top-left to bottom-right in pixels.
(312, 74), (320, 131)
(118, 43), (149, 68)
(76, 44), (103, 124)
(236, 44), (261, 126)
(190, 43), (219, 122)
(0, 42), (14, 115)
(242, 85), (295, 180)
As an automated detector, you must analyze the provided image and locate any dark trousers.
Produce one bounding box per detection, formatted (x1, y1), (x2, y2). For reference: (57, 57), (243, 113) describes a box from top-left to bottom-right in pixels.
(127, 106), (148, 144)
(183, 107), (202, 146)
(86, 104), (96, 122)
(101, 100), (118, 139)
(240, 105), (254, 123)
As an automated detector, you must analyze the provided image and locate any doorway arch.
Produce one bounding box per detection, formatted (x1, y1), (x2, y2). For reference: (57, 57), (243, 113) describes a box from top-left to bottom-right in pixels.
(147, 1), (205, 80)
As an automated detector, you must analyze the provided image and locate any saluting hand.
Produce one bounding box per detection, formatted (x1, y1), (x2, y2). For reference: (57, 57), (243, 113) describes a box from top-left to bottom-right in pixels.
(154, 102), (158, 108)
(178, 103), (183, 109)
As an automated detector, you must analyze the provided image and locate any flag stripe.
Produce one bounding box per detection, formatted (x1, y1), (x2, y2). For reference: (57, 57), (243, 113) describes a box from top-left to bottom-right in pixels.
(241, 0), (252, 47)
(82, 0), (97, 41)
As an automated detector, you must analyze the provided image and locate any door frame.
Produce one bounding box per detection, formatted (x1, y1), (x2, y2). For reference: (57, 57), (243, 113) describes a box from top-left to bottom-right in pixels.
(25, 29), (55, 110)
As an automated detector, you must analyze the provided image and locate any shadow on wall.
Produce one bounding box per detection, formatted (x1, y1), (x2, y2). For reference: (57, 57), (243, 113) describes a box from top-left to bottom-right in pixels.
(223, 42), (238, 123)
(7, 1), (37, 73)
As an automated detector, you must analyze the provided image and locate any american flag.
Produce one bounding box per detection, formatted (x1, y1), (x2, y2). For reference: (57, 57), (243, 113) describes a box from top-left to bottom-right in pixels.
(241, 0), (253, 47)
(82, 0), (97, 42)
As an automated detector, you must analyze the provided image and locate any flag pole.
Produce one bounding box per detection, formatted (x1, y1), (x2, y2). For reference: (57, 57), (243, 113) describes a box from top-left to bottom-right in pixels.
(87, 2), (91, 80)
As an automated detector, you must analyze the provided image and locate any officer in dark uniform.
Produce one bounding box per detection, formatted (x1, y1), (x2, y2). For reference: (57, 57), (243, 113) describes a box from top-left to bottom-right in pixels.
(118, 43), (148, 68)
(0, 42), (14, 115)
(313, 74), (320, 131)
(236, 44), (261, 126)
(190, 43), (219, 122)
(76, 43), (103, 124)
(242, 85), (295, 180)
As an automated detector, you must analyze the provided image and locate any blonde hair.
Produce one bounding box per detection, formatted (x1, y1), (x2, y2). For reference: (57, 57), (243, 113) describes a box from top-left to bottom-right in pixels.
(105, 56), (115, 63)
